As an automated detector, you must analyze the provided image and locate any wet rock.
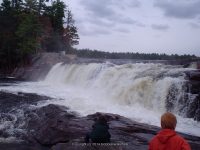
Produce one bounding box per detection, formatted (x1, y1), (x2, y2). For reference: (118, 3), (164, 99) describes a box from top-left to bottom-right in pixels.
(0, 142), (49, 150)
(0, 91), (52, 149)
(183, 70), (200, 120)
(51, 142), (128, 150)
(0, 77), (25, 83)
(26, 107), (200, 150)
(12, 53), (72, 81)
(195, 109), (200, 121)
(0, 91), (50, 112)
(0, 92), (200, 150)
(189, 71), (200, 81)
(27, 104), (92, 146)
(186, 97), (199, 118)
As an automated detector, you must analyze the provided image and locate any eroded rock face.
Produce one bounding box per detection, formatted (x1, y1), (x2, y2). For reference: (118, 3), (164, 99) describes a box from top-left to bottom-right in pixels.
(0, 91), (50, 112)
(165, 70), (200, 121)
(27, 104), (91, 146)
(26, 106), (154, 150)
(0, 92), (200, 150)
(12, 53), (73, 81)
(0, 92), (50, 139)
(184, 70), (200, 121)
(25, 105), (200, 150)
(188, 71), (200, 81)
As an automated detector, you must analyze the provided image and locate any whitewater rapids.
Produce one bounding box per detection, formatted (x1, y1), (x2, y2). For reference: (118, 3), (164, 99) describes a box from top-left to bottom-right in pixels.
(0, 62), (200, 137)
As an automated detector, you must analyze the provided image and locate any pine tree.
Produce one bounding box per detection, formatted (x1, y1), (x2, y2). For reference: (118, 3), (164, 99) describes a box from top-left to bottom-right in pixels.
(63, 10), (79, 53)
(43, 1), (79, 52)
(0, 0), (79, 73)
(16, 12), (41, 63)
(24, 0), (38, 12)
(0, 0), (20, 73)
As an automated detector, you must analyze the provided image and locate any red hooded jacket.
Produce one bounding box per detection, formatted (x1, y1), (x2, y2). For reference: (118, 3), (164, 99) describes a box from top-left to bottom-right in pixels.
(149, 129), (191, 150)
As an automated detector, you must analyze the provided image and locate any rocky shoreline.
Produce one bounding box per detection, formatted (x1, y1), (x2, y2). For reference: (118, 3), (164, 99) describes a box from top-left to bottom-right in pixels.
(0, 91), (199, 150)
(9, 52), (200, 122)
(0, 53), (200, 149)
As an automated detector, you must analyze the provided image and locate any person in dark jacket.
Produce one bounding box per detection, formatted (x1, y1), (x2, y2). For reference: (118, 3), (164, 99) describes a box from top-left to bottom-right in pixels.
(85, 115), (111, 143)
(149, 112), (191, 150)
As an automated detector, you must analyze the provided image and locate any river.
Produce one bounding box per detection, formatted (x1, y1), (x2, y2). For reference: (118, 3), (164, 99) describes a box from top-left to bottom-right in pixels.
(0, 62), (200, 138)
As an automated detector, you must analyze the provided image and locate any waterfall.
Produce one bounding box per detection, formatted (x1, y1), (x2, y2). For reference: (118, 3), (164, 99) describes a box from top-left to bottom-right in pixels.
(44, 62), (196, 117)
(0, 62), (199, 136)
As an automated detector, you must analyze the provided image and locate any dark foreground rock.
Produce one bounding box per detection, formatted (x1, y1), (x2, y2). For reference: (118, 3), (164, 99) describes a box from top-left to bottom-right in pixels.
(0, 91), (52, 150)
(0, 91), (50, 112)
(26, 105), (200, 150)
(0, 92), (200, 150)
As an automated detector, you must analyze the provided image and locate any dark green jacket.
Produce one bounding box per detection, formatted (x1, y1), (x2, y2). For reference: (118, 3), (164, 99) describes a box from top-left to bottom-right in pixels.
(90, 122), (111, 143)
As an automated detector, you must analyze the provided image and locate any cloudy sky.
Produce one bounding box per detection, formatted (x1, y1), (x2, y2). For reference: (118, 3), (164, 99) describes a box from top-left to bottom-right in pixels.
(65, 0), (200, 56)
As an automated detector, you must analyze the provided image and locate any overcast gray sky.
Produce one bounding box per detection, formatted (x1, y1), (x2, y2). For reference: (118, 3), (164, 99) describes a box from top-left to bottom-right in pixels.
(65, 0), (200, 56)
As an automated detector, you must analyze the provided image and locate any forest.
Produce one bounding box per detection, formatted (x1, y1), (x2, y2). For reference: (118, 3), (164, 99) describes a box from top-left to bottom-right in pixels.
(0, 0), (79, 74)
(73, 48), (198, 60)
(0, 0), (199, 75)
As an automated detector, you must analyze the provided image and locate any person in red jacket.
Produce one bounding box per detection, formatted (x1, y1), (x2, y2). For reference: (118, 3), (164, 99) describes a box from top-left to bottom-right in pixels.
(149, 112), (191, 150)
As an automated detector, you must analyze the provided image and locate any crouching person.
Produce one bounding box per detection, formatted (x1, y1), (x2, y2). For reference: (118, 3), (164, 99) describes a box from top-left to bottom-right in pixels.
(149, 112), (191, 150)
(85, 115), (111, 143)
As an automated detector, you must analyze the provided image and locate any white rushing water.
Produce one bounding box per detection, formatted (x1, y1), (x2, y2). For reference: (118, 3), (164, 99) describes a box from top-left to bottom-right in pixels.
(0, 62), (200, 137)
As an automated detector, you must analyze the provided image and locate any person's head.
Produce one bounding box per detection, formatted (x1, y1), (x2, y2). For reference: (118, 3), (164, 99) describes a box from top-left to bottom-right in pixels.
(98, 115), (108, 124)
(161, 112), (177, 130)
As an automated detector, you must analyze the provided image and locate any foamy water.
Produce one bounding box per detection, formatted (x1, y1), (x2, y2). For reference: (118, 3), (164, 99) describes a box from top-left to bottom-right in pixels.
(0, 62), (199, 137)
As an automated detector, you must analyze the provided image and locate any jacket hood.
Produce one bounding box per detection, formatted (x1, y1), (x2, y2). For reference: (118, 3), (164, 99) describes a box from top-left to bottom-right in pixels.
(157, 129), (176, 144)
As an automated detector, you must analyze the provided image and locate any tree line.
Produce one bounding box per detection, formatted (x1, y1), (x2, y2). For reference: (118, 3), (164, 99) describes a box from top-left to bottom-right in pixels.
(0, 0), (79, 74)
(0, 0), (198, 74)
(73, 48), (198, 60)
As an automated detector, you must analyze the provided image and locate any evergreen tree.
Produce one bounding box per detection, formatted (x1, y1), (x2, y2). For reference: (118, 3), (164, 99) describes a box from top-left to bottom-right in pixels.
(43, 0), (66, 52)
(0, 0), (19, 73)
(24, 0), (38, 12)
(43, 1), (79, 52)
(0, 0), (79, 73)
(63, 10), (79, 53)
(48, 0), (65, 33)
(16, 12), (41, 61)
(0, 0), (12, 11)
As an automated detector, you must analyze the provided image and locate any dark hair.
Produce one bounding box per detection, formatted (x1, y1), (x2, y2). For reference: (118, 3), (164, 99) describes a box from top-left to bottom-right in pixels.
(98, 115), (107, 124)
